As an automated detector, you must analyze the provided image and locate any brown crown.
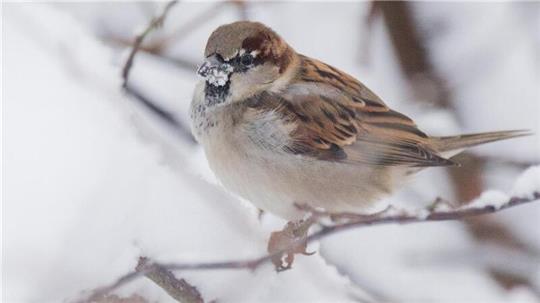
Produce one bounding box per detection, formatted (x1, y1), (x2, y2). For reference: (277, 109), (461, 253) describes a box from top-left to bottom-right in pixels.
(204, 21), (294, 73)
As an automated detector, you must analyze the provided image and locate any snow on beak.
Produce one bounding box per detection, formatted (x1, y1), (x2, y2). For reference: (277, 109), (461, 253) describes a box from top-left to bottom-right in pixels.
(197, 54), (233, 87)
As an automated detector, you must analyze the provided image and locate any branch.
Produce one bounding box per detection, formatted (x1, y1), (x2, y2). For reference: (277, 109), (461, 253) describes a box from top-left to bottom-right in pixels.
(106, 35), (199, 72)
(149, 1), (228, 50)
(307, 193), (540, 241)
(77, 258), (207, 303)
(120, 0), (197, 145)
(136, 257), (204, 303)
(116, 2), (254, 146)
(77, 191), (540, 302)
(122, 1), (178, 88)
(119, 1), (247, 55)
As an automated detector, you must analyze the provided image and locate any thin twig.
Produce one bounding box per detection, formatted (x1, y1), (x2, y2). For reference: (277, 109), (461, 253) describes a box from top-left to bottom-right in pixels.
(78, 192), (540, 301)
(105, 35), (199, 72)
(136, 257), (204, 303)
(120, 0), (197, 145)
(150, 1), (228, 50)
(126, 1), (247, 53)
(123, 84), (197, 144)
(307, 193), (540, 242)
(122, 1), (178, 88)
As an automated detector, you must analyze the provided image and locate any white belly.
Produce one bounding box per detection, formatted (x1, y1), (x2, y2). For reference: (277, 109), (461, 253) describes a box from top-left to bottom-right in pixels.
(199, 119), (398, 220)
(190, 84), (401, 220)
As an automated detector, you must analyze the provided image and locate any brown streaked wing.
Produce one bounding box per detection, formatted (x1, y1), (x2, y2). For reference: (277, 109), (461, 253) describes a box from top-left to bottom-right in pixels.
(261, 56), (457, 167)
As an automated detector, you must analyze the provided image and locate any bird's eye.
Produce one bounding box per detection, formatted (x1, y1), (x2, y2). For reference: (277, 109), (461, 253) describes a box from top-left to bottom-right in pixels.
(240, 53), (254, 66)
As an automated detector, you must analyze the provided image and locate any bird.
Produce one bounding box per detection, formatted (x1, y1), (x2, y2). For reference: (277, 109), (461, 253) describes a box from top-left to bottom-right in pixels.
(190, 20), (527, 223)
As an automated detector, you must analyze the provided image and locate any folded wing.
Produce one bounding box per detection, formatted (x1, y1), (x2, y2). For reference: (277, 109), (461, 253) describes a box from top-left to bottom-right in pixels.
(249, 56), (456, 167)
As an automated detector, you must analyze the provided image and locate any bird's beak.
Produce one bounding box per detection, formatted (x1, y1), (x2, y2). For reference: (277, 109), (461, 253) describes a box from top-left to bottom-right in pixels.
(197, 54), (221, 78)
(197, 54), (233, 86)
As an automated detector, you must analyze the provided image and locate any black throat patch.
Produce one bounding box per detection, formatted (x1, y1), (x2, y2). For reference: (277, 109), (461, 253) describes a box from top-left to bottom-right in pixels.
(204, 80), (231, 107)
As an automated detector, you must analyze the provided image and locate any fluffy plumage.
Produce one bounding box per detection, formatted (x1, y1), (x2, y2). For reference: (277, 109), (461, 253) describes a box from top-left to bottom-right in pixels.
(190, 21), (528, 219)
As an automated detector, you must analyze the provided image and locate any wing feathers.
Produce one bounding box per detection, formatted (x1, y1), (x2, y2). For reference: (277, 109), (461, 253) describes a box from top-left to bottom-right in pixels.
(245, 56), (456, 167)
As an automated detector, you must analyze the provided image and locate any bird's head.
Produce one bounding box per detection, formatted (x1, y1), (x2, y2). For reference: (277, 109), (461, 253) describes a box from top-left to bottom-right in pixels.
(198, 21), (296, 107)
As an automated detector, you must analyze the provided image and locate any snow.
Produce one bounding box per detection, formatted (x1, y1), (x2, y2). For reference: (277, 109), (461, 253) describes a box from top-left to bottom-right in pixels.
(412, 2), (540, 161)
(378, 205), (431, 220)
(197, 61), (233, 87)
(512, 165), (540, 198)
(2, 5), (355, 303)
(3, 2), (540, 303)
(465, 190), (510, 210)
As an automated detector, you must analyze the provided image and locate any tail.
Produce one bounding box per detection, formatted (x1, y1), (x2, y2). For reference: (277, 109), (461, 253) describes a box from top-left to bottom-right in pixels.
(431, 130), (531, 158)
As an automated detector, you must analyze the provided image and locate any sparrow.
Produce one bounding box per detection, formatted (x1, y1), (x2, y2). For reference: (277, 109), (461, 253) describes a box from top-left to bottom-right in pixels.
(190, 21), (527, 221)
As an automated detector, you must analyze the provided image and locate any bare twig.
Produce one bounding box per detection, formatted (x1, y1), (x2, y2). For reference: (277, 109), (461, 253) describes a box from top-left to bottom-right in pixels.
(79, 192), (540, 302)
(78, 258), (207, 303)
(111, 10), (202, 300)
(122, 84), (196, 144)
(122, 0), (178, 88)
(150, 1), (228, 50)
(122, 1), (248, 54)
(120, 0), (196, 145)
(106, 35), (199, 72)
(136, 257), (204, 303)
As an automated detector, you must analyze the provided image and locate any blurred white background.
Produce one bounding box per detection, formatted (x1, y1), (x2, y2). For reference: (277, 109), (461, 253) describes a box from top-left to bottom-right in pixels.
(2, 2), (540, 303)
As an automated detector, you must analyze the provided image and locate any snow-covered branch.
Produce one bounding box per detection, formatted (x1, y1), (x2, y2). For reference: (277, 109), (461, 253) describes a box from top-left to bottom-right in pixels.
(78, 191), (540, 302)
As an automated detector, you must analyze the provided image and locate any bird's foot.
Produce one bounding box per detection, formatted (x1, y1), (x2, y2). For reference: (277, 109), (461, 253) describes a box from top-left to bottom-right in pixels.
(267, 217), (316, 272)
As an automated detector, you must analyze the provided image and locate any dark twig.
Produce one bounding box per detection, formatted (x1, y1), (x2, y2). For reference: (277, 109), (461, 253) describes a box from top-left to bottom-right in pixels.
(125, 1), (245, 54)
(120, 0), (197, 145)
(78, 192), (540, 302)
(78, 259), (209, 303)
(136, 257), (204, 303)
(121, 1), (178, 88)
(124, 84), (197, 144)
(150, 1), (228, 50)
(307, 193), (540, 242)
(105, 35), (199, 72)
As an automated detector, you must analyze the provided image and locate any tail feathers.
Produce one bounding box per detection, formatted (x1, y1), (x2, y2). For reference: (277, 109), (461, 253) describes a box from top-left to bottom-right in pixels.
(432, 130), (531, 158)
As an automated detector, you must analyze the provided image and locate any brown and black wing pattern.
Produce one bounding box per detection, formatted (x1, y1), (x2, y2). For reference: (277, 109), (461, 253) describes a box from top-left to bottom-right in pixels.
(251, 55), (455, 167)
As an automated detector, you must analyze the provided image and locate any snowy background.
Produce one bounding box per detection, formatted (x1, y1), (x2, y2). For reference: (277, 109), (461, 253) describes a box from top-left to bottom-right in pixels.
(2, 2), (540, 303)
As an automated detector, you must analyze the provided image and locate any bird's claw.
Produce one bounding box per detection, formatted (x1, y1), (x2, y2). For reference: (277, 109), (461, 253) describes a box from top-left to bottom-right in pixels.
(267, 218), (315, 272)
